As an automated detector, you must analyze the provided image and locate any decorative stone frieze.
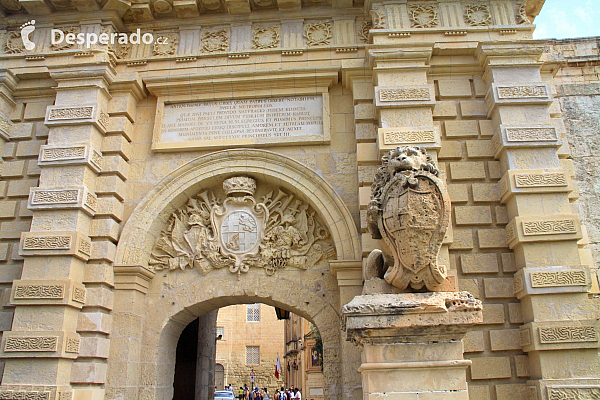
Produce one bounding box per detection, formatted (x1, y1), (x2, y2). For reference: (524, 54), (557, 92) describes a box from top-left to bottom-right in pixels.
(28, 186), (97, 216)
(1, 331), (81, 358)
(201, 29), (229, 52)
(520, 322), (599, 352)
(505, 215), (582, 248)
(366, 146), (450, 291)
(377, 126), (441, 151)
(493, 125), (562, 156)
(150, 176), (333, 276)
(547, 387), (600, 400)
(252, 26), (280, 49)
(10, 279), (87, 308)
(51, 27), (78, 51)
(513, 266), (590, 299)
(20, 232), (92, 261)
(464, 4), (492, 26)
(4, 31), (26, 54)
(375, 85), (435, 108)
(486, 83), (553, 115)
(152, 33), (179, 56)
(45, 105), (108, 134)
(304, 21), (332, 47)
(499, 170), (572, 202)
(38, 144), (102, 173)
(408, 4), (438, 28)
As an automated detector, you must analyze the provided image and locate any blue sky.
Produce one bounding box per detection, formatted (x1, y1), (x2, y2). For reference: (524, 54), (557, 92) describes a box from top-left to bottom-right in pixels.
(533, 0), (600, 39)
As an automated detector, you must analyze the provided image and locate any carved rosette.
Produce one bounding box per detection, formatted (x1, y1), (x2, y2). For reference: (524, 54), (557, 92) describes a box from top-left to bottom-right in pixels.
(409, 4), (438, 28)
(150, 176), (333, 276)
(367, 146), (450, 291)
(304, 22), (332, 47)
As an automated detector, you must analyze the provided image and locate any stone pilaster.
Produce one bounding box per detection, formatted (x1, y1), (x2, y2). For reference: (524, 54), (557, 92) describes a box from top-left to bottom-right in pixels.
(0, 63), (115, 400)
(366, 43), (454, 287)
(478, 42), (600, 399)
(342, 292), (482, 399)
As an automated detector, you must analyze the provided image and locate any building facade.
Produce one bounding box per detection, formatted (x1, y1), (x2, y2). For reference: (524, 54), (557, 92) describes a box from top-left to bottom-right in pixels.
(215, 303), (285, 391)
(0, 0), (599, 399)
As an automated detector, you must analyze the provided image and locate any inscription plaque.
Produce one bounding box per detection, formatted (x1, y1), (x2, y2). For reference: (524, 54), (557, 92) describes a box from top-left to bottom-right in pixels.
(153, 95), (328, 151)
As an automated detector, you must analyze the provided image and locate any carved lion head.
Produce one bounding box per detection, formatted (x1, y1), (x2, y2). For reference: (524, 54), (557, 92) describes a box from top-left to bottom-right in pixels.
(385, 146), (438, 176)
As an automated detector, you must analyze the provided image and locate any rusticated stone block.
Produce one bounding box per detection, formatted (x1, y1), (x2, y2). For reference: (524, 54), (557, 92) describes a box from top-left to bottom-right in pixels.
(495, 384), (528, 399)
(450, 229), (474, 250)
(449, 162), (486, 180)
(482, 303), (505, 324)
(472, 183), (500, 202)
(466, 140), (495, 159)
(460, 100), (487, 118)
(489, 329), (521, 351)
(470, 357), (511, 380)
(478, 229), (508, 249)
(461, 253), (499, 274)
(484, 278), (514, 298)
(445, 120), (479, 138)
(447, 184), (468, 203)
(433, 101), (458, 118)
(438, 79), (472, 99)
(464, 330), (485, 353)
(454, 206), (492, 225)
(439, 141), (463, 159)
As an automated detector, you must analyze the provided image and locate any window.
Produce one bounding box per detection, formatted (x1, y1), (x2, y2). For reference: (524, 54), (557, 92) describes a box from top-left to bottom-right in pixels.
(246, 346), (259, 365)
(216, 327), (224, 339)
(247, 304), (260, 322)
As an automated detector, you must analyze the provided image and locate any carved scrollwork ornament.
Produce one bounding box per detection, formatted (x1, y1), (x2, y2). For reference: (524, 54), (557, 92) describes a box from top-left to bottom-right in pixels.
(516, 3), (530, 24)
(366, 146), (450, 291)
(150, 176), (334, 276)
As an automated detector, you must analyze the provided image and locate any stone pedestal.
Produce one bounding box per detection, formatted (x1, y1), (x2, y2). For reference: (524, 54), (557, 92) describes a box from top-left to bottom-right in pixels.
(342, 292), (482, 400)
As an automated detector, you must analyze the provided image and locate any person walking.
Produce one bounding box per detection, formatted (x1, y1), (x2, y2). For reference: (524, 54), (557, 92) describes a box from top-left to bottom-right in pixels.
(292, 388), (301, 400)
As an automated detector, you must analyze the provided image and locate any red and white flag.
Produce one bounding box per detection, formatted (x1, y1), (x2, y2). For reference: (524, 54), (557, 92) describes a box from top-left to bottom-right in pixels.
(275, 355), (281, 379)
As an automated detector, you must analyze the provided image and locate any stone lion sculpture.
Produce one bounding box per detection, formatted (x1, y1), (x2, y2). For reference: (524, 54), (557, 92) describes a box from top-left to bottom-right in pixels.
(366, 146), (450, 291)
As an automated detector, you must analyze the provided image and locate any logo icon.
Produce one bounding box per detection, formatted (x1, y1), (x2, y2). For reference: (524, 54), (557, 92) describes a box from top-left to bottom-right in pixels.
(20, 20), (36, 50)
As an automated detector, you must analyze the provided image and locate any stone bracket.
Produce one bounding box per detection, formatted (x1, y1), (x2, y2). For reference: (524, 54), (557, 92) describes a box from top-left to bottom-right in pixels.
(20, 231), (92, 261)
(513, 266), (591, 299)
(45, 104), (109, 134)
(0, 331), (80, 359)
(329, 259), (363, 286)
(10, 279), (86, 309)
(38, 143), (103, 173)
(505, 215), (582, 249)
(28, 186), (98, 216)
(377, 126), (441, 153)
(499, 169), (572, 203)
(520, 321), (599, 352)
(374, 85), (436, 108)
(113, 265), (156, 294)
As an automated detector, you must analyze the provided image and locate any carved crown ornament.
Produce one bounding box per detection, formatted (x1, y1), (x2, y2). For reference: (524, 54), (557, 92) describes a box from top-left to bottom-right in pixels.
(366, 146), (450, 291)
(150, 176), (335, 276)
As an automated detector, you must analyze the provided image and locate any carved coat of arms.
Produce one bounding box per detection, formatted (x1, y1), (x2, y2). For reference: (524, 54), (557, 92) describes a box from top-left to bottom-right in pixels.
(150, 176), (333, 275)
(367, 146), (450, 291)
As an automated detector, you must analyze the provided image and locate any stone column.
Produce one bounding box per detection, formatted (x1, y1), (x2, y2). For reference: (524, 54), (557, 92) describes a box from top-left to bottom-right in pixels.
(478, 42), (600, 399)
(0, 63), (114, 400)
(342, 292), (482, 399)
(196, 310), (218, 400)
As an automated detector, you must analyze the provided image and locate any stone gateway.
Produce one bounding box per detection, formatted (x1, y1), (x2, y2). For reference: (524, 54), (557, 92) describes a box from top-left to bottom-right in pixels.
(0, 0), (599, 399)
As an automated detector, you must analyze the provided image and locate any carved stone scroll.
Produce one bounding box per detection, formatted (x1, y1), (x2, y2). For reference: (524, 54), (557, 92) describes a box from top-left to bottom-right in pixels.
(150, 176), (333, 276)
(366, 146), (450, 291)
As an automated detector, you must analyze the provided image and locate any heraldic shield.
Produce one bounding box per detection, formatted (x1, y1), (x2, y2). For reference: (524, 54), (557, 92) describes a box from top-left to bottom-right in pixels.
(367, 146), (451, 291)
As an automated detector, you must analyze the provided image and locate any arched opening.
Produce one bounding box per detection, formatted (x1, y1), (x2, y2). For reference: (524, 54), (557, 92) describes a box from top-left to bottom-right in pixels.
(107, 150), (361, 400)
